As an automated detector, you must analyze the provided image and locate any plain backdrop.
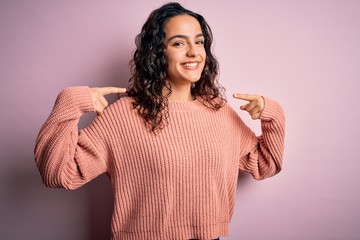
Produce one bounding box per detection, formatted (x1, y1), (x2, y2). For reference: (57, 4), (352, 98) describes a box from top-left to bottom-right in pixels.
(1, 0), (359, 239)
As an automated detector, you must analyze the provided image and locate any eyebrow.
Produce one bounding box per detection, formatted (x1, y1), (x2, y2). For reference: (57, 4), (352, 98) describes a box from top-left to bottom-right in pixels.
(167, 33), (204, 42)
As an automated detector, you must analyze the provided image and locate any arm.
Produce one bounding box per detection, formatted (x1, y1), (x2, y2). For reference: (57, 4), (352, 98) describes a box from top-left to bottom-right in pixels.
(234, 94), (285, 180)
(34, 86), (125, 189)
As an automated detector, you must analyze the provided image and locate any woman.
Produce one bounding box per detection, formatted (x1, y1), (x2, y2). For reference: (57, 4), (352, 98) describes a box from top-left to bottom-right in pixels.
(34, 2), (285, 240)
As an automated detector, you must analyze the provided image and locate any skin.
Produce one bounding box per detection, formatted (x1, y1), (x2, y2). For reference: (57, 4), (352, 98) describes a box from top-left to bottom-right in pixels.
(162, 14), (206, 102)
(90, 15), (265, 119)
(90, 87), (126, 115)
(233, 94), (265, 120)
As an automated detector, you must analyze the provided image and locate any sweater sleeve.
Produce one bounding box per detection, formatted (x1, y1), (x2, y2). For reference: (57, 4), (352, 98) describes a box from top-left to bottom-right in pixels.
(34, 86), (110, 189)
(239, 97), (285, 180)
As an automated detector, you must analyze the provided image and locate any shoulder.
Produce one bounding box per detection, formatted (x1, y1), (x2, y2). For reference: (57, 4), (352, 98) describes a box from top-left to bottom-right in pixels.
(218, 100), (238, 117)
(217, 101), (250, 130)
(104, 95), (135, 113)
(105, 95), (144, 123)
(260, 97), (285, 122)
(84, 96), (139, 132)
(199, 98), (245, 127)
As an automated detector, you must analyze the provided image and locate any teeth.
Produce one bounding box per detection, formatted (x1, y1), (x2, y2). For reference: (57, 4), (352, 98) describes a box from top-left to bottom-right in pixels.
(184, 62), (198, 67)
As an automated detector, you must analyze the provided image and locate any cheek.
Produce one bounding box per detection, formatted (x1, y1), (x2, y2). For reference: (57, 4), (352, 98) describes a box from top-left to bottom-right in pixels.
(170, 51), (182, 63)
(201, 48), (207, 60)
(200, 50), (207, 69)
(165, 55), (177, 75)
(165, 54), (176, 69)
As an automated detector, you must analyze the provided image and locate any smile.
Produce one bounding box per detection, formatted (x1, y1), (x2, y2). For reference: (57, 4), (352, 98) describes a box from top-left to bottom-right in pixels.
(182, 62), (200, 69)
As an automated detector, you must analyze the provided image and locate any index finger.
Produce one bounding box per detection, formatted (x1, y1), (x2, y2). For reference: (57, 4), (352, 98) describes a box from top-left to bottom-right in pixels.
(233, 93), (257, 102)
(99, 87), (127, 95)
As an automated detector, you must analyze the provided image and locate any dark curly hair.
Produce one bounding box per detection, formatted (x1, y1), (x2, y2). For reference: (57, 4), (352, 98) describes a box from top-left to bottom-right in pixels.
(127, 2), (226, 132)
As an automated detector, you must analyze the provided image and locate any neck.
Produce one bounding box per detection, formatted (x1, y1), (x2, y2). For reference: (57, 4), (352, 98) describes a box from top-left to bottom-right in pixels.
(163, 83), (194, 102)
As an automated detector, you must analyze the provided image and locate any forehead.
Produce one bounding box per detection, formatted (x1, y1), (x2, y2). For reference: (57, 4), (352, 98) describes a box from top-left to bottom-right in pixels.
(164, 14), (203, 37)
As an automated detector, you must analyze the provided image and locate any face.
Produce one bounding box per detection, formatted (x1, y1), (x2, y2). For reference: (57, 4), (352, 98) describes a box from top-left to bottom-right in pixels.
(163, 14), (206, 87)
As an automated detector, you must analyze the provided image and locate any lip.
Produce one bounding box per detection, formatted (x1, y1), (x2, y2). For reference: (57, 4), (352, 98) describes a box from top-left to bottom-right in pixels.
(181, 61), (201, 70)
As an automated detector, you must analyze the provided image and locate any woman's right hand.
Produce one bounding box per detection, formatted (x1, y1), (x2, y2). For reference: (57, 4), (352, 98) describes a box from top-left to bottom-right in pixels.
(90, 87), (127, 115)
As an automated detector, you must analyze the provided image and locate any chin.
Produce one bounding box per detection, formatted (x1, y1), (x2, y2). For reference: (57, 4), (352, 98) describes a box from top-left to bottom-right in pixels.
(185, 75), (202, 83)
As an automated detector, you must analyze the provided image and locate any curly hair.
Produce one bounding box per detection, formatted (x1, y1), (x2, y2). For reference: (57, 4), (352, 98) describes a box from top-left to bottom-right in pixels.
(127, 2), (226, 132)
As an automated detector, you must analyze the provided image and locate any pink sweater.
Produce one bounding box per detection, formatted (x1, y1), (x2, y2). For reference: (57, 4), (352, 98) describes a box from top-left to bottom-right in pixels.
(34, 86), (285, 240)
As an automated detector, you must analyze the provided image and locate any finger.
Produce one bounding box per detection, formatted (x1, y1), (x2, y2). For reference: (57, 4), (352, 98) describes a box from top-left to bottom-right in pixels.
(94, 102), (104, 115)
(240, 101), (256, 112)
(94, 96), (109, 115)
(240, 104), (247, 110)
(99, 87), (127, 96)
(249, 105), (261, 116)
(233, 93), (258, 102)
(245, 100), (259, 112)
(98, 95), (108, 109)
(251, 112), (261, 120)
(90, 89), (105, 107)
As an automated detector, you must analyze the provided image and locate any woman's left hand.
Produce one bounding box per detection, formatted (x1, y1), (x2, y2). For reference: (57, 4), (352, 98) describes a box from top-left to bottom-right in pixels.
(233, 93), (265, 120)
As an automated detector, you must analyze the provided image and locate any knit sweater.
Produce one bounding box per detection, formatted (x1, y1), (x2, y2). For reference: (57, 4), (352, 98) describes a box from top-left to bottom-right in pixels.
(34, 86), (285, 240)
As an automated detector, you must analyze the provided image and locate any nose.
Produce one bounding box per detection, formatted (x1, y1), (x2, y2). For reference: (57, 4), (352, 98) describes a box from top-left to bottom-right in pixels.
(186, 43), (198, 57)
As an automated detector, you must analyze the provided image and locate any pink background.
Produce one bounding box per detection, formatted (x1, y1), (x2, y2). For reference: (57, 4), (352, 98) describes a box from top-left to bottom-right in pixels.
(1, 0), (359, 239)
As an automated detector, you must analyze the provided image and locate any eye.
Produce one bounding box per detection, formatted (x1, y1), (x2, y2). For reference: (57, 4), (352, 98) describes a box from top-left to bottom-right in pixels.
(173, 41), (185, 47)
(196, 39), (205, 45)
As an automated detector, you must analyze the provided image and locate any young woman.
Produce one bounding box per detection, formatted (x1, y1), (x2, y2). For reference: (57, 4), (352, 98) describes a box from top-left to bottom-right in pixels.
(34, 2), (285, 240)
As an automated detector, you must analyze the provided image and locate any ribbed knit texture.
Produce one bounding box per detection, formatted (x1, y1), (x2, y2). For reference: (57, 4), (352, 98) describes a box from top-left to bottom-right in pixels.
(34, 86), (285, 240)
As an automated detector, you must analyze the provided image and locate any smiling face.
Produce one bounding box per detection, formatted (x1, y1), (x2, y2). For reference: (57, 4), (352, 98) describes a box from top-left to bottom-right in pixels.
(163, 14), (206, 88)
